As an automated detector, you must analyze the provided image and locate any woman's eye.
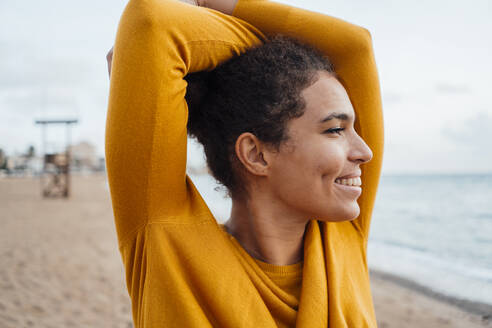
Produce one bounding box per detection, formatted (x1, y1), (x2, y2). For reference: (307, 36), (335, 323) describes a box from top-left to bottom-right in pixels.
(323, 127), (345, 135)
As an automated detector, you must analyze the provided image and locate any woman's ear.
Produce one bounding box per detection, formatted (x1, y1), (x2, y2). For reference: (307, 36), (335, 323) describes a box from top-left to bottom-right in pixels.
(234, 132), (271, 177)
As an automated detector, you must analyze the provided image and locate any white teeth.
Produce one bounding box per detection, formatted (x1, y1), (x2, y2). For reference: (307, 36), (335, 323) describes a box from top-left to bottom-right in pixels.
(335, 177), (362, 186)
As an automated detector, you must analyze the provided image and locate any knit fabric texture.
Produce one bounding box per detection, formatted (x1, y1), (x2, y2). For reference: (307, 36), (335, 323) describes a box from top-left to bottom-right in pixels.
(105, 0), (384, 326)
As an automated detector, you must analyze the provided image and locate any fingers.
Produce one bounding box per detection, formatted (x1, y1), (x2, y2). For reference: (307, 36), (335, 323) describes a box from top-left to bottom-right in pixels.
(106, 47), (114, 78)
(179, 0), (198, 6)
(200, 0), (237, 14)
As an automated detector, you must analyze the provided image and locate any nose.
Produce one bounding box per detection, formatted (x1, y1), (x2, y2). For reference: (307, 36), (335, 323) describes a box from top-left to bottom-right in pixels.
(348, 133), (373, 164)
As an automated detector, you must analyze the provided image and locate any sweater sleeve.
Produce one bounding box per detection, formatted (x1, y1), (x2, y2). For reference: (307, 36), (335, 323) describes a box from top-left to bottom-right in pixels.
(232, 0), (384, 241)
(105, 0), (265, 247)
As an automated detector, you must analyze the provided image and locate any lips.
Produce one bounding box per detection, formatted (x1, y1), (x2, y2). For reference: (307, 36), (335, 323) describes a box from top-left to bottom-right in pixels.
(337, 171), (361, 179)
(334, 178), (362, 198)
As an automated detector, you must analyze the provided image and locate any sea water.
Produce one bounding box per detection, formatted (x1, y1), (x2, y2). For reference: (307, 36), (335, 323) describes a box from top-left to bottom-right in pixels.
(189, 171), (492, 305)
(368, 174), (492, 305)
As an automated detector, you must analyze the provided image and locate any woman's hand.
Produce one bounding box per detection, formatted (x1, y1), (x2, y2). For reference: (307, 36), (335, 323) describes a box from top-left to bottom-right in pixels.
(106, 47), (113, 78)
(199, 0), (238, 15)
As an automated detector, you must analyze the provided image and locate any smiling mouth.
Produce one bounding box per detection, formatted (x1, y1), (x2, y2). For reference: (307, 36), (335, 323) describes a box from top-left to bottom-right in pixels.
(335, 177), (362, 187)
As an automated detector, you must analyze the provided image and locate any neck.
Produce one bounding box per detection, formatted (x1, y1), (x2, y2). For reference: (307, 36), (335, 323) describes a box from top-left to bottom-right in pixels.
(224, 192), (309, 265)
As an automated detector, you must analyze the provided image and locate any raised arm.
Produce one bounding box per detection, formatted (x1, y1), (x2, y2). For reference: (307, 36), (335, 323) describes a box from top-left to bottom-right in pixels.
(105, 0), (265, 248)
(228, 0), (384, 241)
(107, 0), (383, 249)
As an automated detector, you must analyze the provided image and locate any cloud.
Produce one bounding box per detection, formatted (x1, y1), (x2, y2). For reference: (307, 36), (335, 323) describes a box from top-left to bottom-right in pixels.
(0, 87), (78, 114)
(441, 112), (492, 149)
(0, 51), (97, 89)
(382, 91), (404, 104)
(435, 83), (471, 95)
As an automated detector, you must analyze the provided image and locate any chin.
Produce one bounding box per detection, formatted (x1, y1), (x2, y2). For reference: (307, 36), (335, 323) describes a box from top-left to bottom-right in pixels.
(317, 203), (360, 222)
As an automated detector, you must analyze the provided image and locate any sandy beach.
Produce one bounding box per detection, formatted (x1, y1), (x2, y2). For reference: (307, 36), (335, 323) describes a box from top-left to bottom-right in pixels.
(1, 175), (491, 327)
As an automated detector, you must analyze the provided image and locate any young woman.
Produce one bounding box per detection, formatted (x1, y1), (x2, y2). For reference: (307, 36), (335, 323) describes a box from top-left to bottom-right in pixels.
(106, 0), (383, 326)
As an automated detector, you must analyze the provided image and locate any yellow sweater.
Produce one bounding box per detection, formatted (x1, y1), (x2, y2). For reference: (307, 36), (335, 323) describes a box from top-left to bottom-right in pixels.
(106, 0), (384, 326)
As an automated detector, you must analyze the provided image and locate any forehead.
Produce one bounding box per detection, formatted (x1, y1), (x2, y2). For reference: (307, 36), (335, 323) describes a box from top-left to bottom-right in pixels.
(299, 73), (355, 123)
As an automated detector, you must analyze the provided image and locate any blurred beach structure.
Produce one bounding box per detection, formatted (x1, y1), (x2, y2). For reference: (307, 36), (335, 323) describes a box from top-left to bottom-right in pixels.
(0, 142), (104, 179)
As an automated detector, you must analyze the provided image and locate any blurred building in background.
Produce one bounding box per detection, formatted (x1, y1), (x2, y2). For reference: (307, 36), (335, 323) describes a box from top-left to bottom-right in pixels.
(0, 141), (104, 178)
(69, 141), (105, 173)
(0, 146), (42, 177)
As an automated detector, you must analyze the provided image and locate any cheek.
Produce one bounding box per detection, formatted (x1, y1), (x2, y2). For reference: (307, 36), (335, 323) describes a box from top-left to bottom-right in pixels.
(315, 147), (345, 179)
(271, 144), (343, 191)
(268, 148), (313, 195)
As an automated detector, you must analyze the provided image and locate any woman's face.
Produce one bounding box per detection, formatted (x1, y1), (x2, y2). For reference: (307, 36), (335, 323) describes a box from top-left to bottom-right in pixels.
(266, 72), (373, 222)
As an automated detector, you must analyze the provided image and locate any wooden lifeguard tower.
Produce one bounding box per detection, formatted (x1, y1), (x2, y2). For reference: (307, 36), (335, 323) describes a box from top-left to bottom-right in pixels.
(35, 119), (78, 198)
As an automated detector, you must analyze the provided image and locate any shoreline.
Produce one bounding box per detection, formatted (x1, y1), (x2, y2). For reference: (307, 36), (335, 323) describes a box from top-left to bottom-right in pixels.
(370, 268), (492, 323)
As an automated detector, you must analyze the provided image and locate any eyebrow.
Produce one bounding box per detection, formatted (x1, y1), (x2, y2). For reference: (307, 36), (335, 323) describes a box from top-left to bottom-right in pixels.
(318, 112), (355, 124)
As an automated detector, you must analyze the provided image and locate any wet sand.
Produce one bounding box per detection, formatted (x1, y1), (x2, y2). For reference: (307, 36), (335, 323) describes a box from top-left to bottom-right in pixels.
(0, 175), (491, 327)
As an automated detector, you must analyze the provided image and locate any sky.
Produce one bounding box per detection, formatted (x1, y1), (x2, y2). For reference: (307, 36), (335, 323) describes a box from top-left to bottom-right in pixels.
(0, 0), (491, 174)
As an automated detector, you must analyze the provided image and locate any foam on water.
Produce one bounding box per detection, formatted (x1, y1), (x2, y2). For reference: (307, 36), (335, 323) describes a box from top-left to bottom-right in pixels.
(368, 240), (492, 304)
(369, 174), (492, 305)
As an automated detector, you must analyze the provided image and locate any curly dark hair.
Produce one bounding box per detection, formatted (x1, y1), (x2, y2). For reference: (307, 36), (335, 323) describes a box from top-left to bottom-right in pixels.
(185, 35), (336, 199)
